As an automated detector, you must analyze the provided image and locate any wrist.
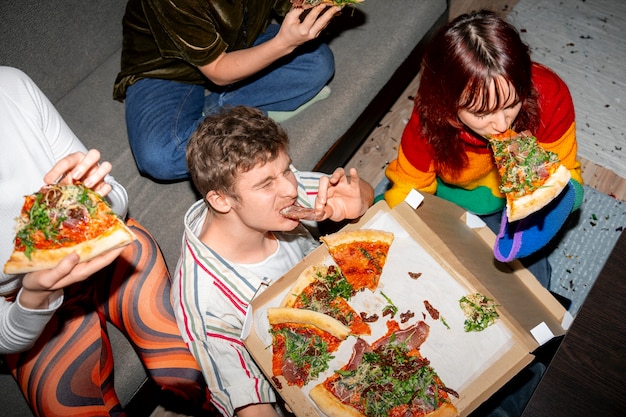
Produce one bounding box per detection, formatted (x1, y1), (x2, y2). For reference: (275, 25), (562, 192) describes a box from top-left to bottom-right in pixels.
(18, 288), (62, 310)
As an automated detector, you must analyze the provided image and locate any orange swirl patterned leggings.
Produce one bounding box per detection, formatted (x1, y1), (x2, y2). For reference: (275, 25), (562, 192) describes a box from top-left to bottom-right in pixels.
(4, 219), (212, 417)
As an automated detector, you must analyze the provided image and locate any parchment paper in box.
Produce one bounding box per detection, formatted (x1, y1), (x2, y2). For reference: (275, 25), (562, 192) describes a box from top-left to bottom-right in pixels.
(242, 197), (566, 417)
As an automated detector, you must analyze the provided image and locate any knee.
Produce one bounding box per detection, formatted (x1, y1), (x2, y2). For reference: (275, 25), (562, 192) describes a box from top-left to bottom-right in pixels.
(312, 44), (335, 85)
(128, 133), (190, 181)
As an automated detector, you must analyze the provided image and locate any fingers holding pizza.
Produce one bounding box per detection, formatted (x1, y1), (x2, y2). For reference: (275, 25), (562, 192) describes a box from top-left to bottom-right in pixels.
(315, 167), (374, 222)
(18, 246), (124, 310)
(290, 0), (364, 9)
(280, 167), (373, 223)
(44, 149), (114, 196)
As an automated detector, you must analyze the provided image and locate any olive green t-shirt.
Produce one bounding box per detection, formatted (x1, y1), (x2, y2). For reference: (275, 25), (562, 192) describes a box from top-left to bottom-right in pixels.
(113, 0), (292, 101)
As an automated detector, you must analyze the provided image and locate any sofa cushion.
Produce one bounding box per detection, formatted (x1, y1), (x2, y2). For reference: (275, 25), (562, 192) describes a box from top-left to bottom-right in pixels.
(0, 0), (126, 103)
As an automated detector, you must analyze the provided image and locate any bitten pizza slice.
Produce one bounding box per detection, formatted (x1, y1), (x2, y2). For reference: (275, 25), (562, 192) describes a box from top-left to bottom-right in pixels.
(310, 320), (458, 417)
(268, 307), (351, 388)
(488, 130), (571, 222)
(4, 182), (136, 274)
(281, 264), (371, 335)
(320, 229), (394, 292)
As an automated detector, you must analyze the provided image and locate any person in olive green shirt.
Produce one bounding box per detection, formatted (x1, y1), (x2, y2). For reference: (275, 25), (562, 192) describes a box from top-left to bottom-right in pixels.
(114, 0), (340, 182)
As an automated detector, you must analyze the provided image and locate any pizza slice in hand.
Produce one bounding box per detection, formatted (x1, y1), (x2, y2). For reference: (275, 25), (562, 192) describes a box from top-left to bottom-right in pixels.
(268, 307), (351, 387)
(3, 182), (136, 274)
(290, 0), (364, 9)
(320, 229), (394, 292)
(489, 130), (571, 222)
(309, 320), (459, 417)
(281, 264), (371, 335)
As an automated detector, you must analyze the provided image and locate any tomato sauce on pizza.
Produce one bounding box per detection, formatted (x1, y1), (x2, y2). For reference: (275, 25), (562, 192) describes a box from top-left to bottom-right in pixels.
(15, 184), (117, 255)
(321, 230), (394, 292)
(271, 322), (343, 387)
(4, 183), (136, 274)
(488, 130), (571, 221)
(286, 265), (371, 335)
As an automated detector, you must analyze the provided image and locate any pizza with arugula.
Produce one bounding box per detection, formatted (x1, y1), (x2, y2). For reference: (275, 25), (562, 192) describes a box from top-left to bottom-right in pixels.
(3, 182), (135, 274)
(268, 307), (351, 388)
(320, 229), (394, 292)
(310, 320), (459, 417)
(291, 0), (364, 9)
(280, 264), (372, 335)
(488, 130), (571, 222)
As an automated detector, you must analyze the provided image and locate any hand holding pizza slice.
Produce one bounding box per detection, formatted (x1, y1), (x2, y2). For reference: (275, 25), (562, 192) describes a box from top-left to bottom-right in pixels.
(291, 0), (364, 9)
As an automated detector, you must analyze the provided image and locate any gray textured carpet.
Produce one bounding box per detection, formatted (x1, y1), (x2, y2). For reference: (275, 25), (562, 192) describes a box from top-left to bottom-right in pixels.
(547, 185), (624, 316)
(509, 0), (626, 179)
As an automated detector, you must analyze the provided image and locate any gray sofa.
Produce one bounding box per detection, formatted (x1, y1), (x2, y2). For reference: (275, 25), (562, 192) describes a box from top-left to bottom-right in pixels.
(0, 0), (448, 415)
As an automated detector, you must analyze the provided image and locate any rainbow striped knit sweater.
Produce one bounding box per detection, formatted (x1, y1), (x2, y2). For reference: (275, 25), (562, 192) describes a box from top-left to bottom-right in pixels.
(385, 63), (583, 214)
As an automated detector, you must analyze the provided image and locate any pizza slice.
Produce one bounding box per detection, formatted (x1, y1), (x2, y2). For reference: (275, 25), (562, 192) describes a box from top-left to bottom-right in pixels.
(290, 0), (364, 9)
(3, 182), (136, 274)
(488, 130), (571, 222)
(320, 229), (394, 292)
(309, 320), (458, 417)
(280, 204), (320, 221)
(281, 264), (371, 335)
(268, 307), (351, 388)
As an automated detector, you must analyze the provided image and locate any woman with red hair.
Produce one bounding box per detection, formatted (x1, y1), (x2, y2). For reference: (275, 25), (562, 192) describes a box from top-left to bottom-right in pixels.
(385, 10), (583, 289)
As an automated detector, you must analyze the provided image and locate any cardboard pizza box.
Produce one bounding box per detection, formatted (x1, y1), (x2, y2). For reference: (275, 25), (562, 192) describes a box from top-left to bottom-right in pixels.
(242, 193), (569, 417)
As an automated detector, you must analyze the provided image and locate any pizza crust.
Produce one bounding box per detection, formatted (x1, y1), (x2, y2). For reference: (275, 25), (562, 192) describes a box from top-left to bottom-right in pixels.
(280, 265), (324, 308)
(309, 384), (364, 417)
(320, 229), (394, 248)
(507, 164), (571, 222)
(3, 219), (136, 274)
(267, 307), (351, 340)
(310, 384), (458, 417)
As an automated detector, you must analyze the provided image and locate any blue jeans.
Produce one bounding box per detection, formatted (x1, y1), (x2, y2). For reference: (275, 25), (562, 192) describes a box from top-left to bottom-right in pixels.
(124, 24), (335, 181)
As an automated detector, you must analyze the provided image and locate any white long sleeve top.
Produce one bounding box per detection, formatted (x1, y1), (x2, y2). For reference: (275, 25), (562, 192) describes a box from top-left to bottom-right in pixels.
(0, 66), (128, 353)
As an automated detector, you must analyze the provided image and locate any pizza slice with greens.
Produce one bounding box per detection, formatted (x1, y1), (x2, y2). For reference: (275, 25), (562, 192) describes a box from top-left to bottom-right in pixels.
(291, 0), (364, 9)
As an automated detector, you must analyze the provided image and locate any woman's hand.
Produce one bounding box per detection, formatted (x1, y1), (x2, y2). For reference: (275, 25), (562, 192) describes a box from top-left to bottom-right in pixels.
(43, 149), (113, 196)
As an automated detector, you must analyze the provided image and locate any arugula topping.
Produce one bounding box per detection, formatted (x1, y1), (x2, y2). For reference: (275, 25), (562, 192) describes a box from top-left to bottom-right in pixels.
(490, 134), (560, 196)
(320, 266), (355, 300)
(271, 326), (335, 383)
(297, 266), (355, 307)
(331, 334), (451, 416)
(459, 293), (500, 332)
(359, 246), (383, 273)
(14, 184), (102, 259)
(380, 291), (398, 317)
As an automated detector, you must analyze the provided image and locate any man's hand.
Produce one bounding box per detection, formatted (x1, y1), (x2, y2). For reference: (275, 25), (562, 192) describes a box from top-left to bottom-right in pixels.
(277, 5), (340, 50)
(200, 5), (339, 85)
(315, 167), (374, 222)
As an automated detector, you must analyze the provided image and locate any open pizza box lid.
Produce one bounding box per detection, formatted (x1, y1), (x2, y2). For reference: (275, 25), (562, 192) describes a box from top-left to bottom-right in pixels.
(242, 193), (569, 417)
